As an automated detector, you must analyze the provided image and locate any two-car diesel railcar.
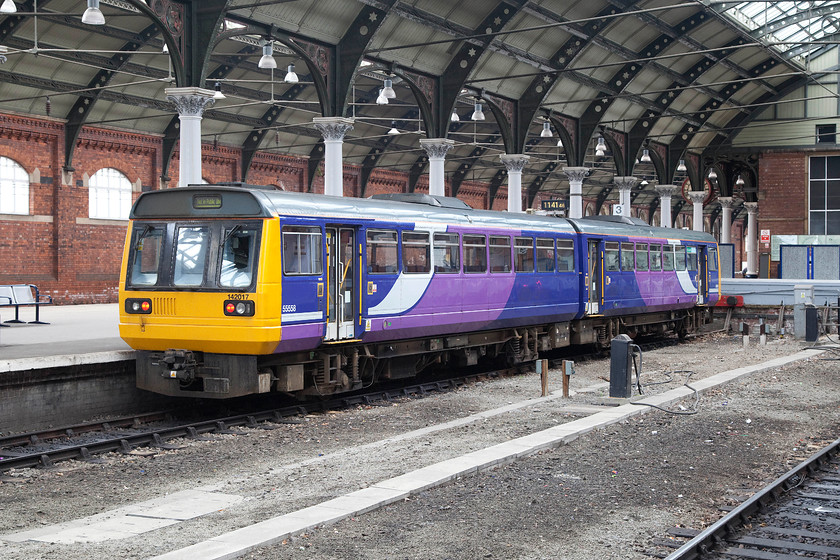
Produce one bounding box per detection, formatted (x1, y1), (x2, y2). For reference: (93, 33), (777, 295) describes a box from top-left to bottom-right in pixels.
(118, 185), (719, 399)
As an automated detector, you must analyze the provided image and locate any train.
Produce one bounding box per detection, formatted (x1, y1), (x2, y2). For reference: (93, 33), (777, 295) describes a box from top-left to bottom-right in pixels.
(118, 184), (720, 399)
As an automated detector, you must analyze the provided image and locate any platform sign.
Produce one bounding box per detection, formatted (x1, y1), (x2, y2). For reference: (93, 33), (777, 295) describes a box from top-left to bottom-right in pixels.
(541, 199), (567, 212)
(760, 229), (770, 243)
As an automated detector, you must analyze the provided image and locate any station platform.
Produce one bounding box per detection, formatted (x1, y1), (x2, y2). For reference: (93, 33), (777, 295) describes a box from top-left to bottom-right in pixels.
(721, 278), (840, 306)
(0, 304), (132, 371)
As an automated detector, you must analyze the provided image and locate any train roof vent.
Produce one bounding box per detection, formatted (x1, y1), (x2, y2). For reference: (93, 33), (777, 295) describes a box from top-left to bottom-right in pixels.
(577, 215), (649, 226)
(369, 193), (472, 209)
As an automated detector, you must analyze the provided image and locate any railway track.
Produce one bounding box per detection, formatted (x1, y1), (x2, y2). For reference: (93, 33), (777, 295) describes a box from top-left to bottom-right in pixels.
(656, 437), (840, 560)
(0, 370), (511, 474)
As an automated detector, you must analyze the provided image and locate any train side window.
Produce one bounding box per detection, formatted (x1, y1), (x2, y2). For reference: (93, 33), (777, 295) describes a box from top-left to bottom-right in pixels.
(687, 246), (698, 271)
(173, 226), (209, 286)
(366, 230), (399, 274)
(557, 239), (575, 272)
(536, 238), (555, 273)
(662, 244), (675, 271)
(282, 226), (323, 276)
(604, 242), (620, 272)
(489, 236), (512, 273)
(649, 243), (662, 271)
(403, 231), (431, 274)
(220, 224), (260, 287)
(709, 247), (718, 271)
(434, 232), (460, 273)
(463, 234), (487, 274)
(635, 243), (649, 271)
(621, 242), (635, 271)
(675, 246), (687, 270)
(514, 237), (535, 273)
(128, 224), (164, 286)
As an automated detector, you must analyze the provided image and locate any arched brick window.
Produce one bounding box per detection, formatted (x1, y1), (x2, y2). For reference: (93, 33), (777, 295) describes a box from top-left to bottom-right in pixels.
(0, 156), (29, 215)
(89, 168), (132, 220)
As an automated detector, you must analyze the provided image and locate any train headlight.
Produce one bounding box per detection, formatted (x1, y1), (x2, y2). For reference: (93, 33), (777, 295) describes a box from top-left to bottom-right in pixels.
(125, 298), (152, 314)
(223, 299), (255, 317)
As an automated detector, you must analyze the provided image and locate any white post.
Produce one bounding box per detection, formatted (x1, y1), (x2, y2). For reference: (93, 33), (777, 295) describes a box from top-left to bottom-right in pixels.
(654, 184), (679, 228)
(313, 117), (355, 197)
(500, 154), (530, 213)
(613, 176), (637, 217)
(165, 87), (215, 188)
(563, 167), (590, 218)
(744, 202), (759, 277)
(687, 191), (707, 232)
(718, 197), (734, 244)
(420, 138), (455, 197)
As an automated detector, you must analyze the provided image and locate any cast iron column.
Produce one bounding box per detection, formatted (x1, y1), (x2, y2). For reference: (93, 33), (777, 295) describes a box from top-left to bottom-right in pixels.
(313, 117), (355, 197)
(718, 196), (734, 244)
(501, 154), (530, 213)
(165, 87), (215, 188)
(563, 167), (590, 218)
(613, 176), (637, 217)
(744, 202), (759, 277)
(654, 184), (679, 228)
(420, 138), (455, 197)
(687, 191), (706, 232)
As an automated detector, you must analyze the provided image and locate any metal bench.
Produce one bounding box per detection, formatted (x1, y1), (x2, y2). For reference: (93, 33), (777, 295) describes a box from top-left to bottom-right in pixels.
(0, 284), (52, 324)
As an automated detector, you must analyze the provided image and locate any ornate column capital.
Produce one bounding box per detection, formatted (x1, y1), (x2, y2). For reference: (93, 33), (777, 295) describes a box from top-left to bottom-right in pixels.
(165, 87), (215, 117)
(717, 196), (735, 209)
(613, 176), (637, 191)
(419, 138), (455, 159)
(312, 116), (355, 141)
(686, 190), (707, 204)
(500, 154), (530, 173)
(654, 184), (679, 197)
(743, 201), (758, 215)
(563, 167), (590, 182)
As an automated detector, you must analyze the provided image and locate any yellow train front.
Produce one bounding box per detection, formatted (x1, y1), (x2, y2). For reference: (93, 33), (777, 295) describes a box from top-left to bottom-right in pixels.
(119, 186), (284, 398)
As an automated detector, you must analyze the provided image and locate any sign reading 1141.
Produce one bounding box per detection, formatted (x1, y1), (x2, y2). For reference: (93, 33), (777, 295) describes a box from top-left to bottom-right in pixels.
(541, 199), (567, 211)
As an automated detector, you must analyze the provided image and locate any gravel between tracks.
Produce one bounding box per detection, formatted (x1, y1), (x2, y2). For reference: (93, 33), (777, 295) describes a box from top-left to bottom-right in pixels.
(1, 333), (839, 560)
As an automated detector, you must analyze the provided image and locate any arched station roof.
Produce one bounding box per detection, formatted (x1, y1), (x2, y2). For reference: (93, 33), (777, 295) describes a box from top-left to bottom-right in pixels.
(0, 0), (834, 211)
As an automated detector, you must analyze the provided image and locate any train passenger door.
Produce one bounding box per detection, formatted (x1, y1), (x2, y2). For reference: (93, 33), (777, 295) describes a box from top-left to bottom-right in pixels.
(586, 239), (602, 315)
(697, 246), (708, 305)
(325, 227), (357, 341)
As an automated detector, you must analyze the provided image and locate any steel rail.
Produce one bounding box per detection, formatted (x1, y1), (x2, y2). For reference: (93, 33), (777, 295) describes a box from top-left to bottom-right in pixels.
(665, 436), (840, 560)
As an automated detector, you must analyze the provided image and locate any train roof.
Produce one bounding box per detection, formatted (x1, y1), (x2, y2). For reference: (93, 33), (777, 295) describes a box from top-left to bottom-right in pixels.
(130, 185), (716, 244)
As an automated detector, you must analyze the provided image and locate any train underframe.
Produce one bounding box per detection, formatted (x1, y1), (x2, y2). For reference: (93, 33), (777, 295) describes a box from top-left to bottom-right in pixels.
(136, 307), (709, 399)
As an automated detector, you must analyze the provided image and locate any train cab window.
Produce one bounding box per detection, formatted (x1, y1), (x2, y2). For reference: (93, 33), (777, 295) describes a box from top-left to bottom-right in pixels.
(489, 236), (512, 273)
(434, 232), (460, 273)
(536, 238), (555, 273)
(649, 244), (662, 271)
(557, 239), (575, 272)
(463, 235), (487, 274)
(635, 243), (649, 271)
(173, 226), (210, 286)
(366, 230), (399, 274)
(282, 226), (323, 276)
(621, 242), (635, 271)
(709, 247), (718, 271)
(675, 246), (687, 271)
(220, 225), (259, 287)
(403, 231), (431, 274)
(662, 245), (675, 271)
(687, 246), (698, 271)
(514, 237), (535, 273)
(128, 224), (164, 286)
(604, 242), (620, 272)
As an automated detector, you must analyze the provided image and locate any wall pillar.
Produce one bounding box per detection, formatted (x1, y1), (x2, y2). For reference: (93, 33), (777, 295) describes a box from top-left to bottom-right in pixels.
(500, 154), (530, 213)
(613, 176), (637, 217)
(744, 202), (759, 277)
(563, 167), (590, 218)
(165, 87), (215, 188)
(718, 197), (734, 244)
(687, 191), (707, 232)
(313, 117), (355, 197)
(419, 138), (455, 197)
(654, 184), (679, 228)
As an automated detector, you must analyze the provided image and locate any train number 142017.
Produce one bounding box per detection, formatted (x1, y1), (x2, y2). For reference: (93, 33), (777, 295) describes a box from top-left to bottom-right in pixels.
(227, 293), (249, 300)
